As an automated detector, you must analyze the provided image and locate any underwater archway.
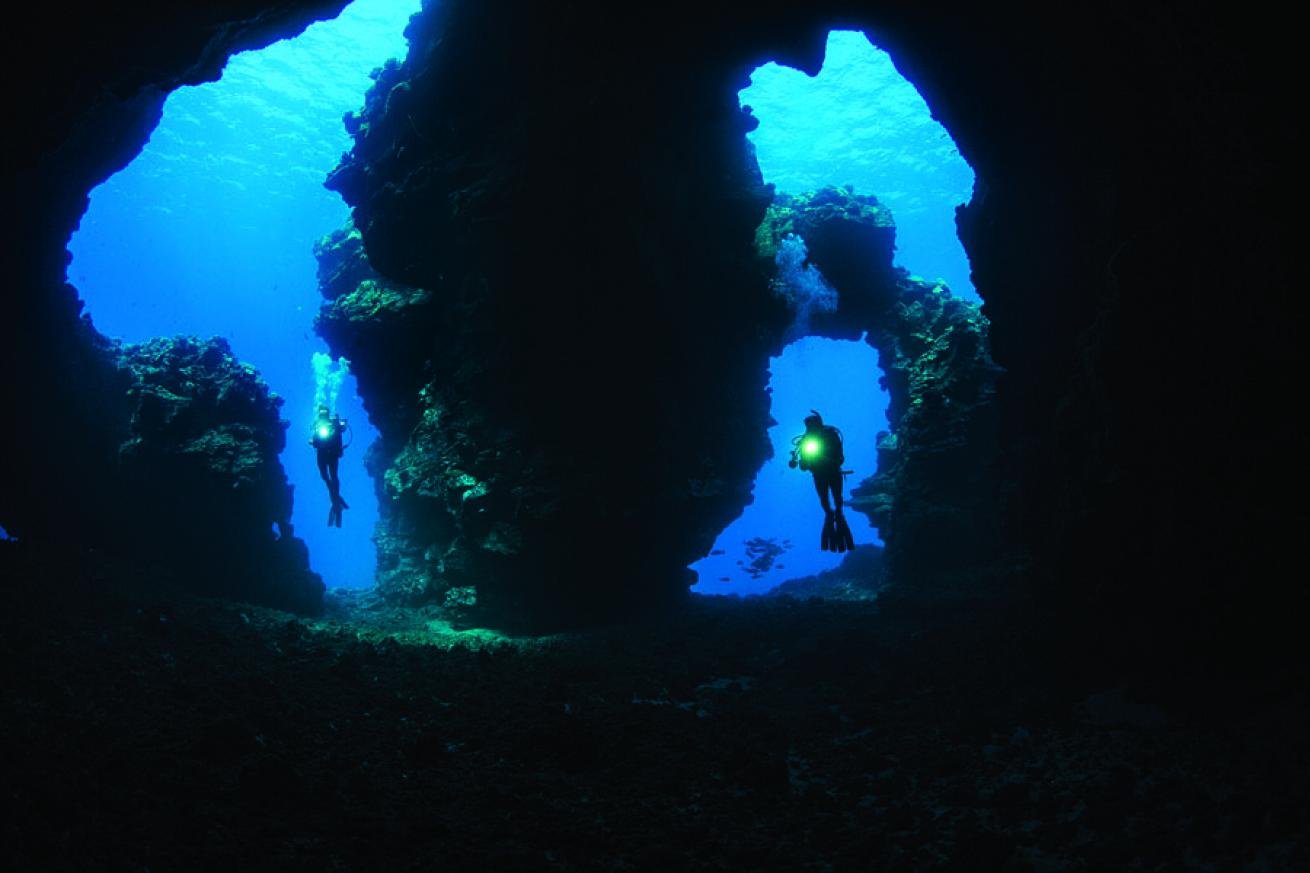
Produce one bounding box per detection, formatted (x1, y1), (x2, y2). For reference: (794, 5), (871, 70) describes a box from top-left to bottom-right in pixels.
(692, 29), (977, 596)
(692, 336), (887, 594)
(66, 0), (422, 590)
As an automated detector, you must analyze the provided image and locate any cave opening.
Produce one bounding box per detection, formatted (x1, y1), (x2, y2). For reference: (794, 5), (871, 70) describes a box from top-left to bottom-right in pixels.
(743, 29), (977, 301)
(691, 29), (976, 596)
(64, 0), (422, 591)
(692, 336), (887, 595)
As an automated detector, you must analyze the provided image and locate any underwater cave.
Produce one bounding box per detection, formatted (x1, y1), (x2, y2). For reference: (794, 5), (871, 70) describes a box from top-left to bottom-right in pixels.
(3, 0), (1305, 868)
(693, 30), (977, 596)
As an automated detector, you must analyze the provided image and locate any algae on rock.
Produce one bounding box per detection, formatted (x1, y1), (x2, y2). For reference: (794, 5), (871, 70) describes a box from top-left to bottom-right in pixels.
(113, 336), (323, 612)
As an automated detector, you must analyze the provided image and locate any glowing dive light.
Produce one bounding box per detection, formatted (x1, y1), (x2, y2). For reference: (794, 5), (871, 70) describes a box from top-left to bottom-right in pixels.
(802, 437), (822, 458)
(318, 424), (332, 439)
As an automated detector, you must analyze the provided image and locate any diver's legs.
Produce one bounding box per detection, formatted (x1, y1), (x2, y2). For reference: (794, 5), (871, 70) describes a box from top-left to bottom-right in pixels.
(325, 456), (342, 504)
(812, 473), (833, 514)
(828, 473), (844, 513)
(825, 474), (854, 550)
(318, 454), (341, 503)
(329, 456), (349, 507)
(813, 473), (836, 551)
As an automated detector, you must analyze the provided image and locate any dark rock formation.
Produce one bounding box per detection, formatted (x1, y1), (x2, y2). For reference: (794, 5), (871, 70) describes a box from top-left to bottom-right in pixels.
(317, 9), (997, 628)
(322, 0), (794, 626)
(314, 223), (436, 444)
(755, 186), (900, 336)
(758, 188), (1002, 598)
(112, 336), (323, 612)
(314, 224), (448, 603)
(846, 275), (1000, 598)
(9, 332), (321, 611)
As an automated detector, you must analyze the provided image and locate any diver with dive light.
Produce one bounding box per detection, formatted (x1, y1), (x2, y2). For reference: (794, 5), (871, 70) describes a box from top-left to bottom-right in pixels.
(789, 410), (855, 553)
(310, 405), (351, 527)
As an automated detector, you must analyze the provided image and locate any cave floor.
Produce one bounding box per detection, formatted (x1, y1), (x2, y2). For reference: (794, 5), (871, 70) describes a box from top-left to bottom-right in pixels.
(2, 546), (1305, 872)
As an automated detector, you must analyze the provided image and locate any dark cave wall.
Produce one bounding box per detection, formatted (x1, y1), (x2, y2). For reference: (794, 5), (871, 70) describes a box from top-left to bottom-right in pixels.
(1, 0), (350, 609)
(3, 0), (1304, 652)
(864, 5), (1306, 660)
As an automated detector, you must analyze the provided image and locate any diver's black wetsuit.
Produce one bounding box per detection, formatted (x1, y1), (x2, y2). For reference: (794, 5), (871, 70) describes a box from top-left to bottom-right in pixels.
(317, 451), (341, 500)
(811, 464), (844, 514)
(802, 425), (845, 513)
(312, 417), (346, 525)
(796, 421), (853, 552)
(313, 421), (343, 499)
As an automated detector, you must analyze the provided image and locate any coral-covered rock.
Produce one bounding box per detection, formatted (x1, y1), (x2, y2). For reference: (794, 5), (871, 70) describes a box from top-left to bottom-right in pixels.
(314, 224), (436, 440)
(110, 336), (323, 612)
(321, 1), (793, 626)
(756, 187), (900, 334)
(761, 187), (1002, 599)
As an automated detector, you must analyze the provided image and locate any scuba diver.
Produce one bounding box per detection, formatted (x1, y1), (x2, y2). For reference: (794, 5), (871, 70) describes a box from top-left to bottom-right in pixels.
(788, 410), (856, 553)
(310, 405), (351, 527)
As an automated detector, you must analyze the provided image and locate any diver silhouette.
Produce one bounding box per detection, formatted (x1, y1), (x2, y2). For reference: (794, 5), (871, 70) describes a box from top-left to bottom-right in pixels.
(789, 410), (855, 552)
(310, 405), (351, 527)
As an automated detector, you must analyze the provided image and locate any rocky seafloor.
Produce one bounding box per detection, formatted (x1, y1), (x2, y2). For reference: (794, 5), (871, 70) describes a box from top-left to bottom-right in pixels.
(4, 545), (1304, 872)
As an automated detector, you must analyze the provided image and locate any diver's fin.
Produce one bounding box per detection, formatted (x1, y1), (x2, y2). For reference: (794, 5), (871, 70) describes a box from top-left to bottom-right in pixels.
(337, 495), (349, 510)
(836, 512), (855, 551)
(821, 513), (834, 551)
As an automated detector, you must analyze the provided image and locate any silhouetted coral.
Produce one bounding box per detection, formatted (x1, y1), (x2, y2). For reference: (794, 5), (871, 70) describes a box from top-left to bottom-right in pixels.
(760, 186), (1003, 600)
(112, 336), (323, 612)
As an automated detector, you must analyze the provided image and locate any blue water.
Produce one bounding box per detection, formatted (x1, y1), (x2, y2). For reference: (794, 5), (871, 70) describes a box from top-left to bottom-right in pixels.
(693, 338), (888, 595)
(67, 0), (422, 590)
(741, 30), (977, 299)
(693, 30), (975, 594)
